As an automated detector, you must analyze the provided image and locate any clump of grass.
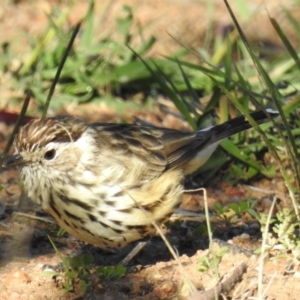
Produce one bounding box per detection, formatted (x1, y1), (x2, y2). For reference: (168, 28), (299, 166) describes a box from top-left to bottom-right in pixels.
(4, 1), (287, 184)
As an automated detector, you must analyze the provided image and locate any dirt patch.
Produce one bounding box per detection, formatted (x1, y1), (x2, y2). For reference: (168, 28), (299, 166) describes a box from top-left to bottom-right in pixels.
(0, 160), (295, 299)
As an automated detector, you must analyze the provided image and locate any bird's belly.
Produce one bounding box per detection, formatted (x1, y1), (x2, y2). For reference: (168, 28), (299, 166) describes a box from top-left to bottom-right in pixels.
(41, 169), (184, 248)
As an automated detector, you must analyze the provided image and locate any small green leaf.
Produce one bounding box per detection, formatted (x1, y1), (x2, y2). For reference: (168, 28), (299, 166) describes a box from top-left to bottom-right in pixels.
(65, 271), (76, 279)
(42, 270), (60, 277)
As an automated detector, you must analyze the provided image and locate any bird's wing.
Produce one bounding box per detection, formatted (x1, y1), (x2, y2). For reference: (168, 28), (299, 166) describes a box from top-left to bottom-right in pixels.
(96, 123), (209, 178)
(95, 109), (278, 179)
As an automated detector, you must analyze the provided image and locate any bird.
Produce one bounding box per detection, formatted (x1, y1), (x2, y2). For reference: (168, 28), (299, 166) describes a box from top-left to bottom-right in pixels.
(3, 109), (278, 248)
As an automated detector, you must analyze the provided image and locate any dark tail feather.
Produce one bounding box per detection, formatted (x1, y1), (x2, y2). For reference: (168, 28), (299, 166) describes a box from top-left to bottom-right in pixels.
(199, 109), (279, 144)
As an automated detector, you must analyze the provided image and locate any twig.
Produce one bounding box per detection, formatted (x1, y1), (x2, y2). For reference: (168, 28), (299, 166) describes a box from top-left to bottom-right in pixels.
(188, 262), (247, 300)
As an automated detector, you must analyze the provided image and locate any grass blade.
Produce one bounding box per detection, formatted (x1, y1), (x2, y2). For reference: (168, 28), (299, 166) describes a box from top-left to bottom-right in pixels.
(42, 22), (81, 118)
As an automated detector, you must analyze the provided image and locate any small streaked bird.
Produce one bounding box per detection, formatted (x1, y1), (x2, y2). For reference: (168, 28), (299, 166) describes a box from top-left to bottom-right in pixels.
(3, 109), (278, 248)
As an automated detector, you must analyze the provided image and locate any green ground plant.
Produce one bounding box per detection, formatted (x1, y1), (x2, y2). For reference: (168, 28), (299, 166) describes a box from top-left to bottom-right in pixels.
(43, 237), (126, 293)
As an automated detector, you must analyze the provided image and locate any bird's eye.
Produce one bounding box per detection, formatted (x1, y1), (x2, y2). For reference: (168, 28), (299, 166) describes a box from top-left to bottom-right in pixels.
(44, 149), (56, 160)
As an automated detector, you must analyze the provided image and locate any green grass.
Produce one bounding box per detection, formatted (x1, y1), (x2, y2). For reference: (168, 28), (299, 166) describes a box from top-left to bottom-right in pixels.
(2, 0), (299, 191)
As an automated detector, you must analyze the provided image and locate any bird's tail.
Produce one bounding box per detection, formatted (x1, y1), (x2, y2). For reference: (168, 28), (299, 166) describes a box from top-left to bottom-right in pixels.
(198, 108), (279, 144)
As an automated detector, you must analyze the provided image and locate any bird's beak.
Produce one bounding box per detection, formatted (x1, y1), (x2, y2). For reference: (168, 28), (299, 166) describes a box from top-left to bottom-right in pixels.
(2, 154), (25, 168)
